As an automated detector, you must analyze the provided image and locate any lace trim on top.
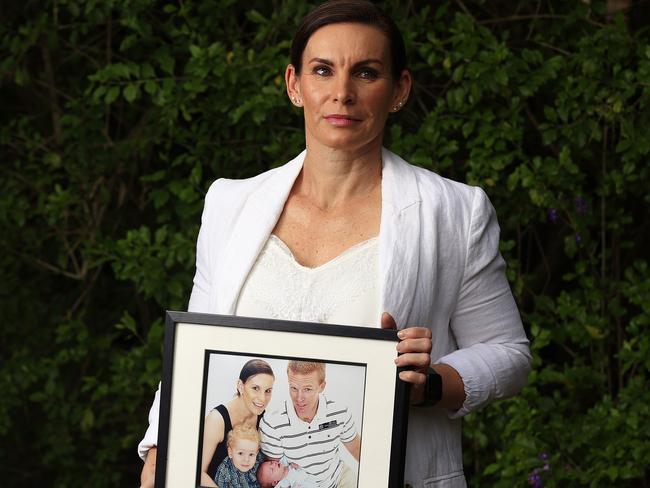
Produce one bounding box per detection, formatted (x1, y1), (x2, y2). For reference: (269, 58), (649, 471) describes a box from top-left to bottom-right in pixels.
(235, 235), (380, 327)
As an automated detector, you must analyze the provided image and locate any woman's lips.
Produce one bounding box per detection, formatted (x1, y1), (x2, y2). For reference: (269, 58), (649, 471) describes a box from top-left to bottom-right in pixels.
(324, 115), (360, 126)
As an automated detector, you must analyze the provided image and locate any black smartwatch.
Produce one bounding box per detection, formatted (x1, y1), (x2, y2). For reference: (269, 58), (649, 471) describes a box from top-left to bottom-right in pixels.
(415, 367), (442, 407)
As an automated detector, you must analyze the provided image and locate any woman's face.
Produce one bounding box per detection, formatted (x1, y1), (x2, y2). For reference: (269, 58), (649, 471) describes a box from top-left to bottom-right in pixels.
(286, 22), (411, 154)
(237, 373), (274, 415)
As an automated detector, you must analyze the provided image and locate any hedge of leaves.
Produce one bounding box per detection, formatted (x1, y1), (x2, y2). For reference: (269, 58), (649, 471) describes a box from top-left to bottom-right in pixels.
(1, 1), (649, 486)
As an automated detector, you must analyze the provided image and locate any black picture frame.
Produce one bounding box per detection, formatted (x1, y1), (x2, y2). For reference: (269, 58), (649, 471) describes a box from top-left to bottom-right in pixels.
(155, 311), (410, 488)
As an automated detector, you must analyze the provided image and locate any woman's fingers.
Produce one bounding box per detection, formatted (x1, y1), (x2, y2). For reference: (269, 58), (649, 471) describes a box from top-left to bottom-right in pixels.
(396, 337), (432, 354)
(380, 312), (397, 329)
(395, 352), (431, 371)
(381, 314), (432, 384)
(398, 368), (427, 385)
(396, 327), (432, 355)
(397, 326), (432, 340)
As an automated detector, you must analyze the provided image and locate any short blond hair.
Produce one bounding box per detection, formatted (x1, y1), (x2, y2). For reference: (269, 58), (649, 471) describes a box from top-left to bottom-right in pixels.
(287, 360), (326, 383)
(227, 424), (261, 450)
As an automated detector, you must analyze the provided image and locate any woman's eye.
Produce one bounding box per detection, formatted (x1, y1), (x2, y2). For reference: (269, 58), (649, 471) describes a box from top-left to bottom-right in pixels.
(314, 65), (331, 76)
(358, 68), (378, 80)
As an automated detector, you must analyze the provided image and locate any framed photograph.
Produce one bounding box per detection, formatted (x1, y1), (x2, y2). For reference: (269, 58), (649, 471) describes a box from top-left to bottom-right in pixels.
(155, 311), (409, 488)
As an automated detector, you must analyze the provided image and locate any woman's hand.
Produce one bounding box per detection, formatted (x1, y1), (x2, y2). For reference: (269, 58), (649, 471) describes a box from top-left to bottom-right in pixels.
(381, 312), (431, 383)
(139, 446), (156, 488)
(381, 312), (431, 404)
(381, 312), (466, 410)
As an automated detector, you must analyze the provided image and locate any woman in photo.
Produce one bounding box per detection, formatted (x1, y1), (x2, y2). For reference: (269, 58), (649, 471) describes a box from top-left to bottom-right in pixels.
(139, 1), (531, 487)
(200, 358), (275, 487)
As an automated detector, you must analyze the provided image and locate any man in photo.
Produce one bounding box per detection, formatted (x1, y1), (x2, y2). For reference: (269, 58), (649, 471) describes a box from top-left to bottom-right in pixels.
(259, 361), (361, 488)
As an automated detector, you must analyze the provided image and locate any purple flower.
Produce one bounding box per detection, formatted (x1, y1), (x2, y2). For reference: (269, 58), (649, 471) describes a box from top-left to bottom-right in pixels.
(528, 471), (543, 487)
(575, 234), (582, 243)
(539, 452), (549, 461)
(575, 196), (588, 215)
(548, 208), (558, 223)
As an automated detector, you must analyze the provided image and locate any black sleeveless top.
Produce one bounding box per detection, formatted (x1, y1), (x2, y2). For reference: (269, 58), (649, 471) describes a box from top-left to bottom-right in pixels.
(206, 404), (263, 480)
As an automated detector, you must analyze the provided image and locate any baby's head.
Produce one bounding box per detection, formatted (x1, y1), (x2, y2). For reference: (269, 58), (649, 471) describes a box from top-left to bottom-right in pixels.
(257, 459), (289, 487)
(227, 424), (260, 473)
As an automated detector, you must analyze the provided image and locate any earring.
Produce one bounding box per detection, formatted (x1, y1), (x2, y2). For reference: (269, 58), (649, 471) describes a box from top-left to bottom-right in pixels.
(393, 100), (405, 112)
(292, 97), (301, 106)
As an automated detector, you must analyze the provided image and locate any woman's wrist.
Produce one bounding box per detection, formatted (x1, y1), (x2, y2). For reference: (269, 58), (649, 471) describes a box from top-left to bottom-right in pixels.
(410, 364), (465, 410)
(432, 363), (465, 410)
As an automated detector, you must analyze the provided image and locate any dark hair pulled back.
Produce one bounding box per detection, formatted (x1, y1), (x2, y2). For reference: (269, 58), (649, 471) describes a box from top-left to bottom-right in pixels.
(290, 0), (407, 81)
(239, 359), (274, 384)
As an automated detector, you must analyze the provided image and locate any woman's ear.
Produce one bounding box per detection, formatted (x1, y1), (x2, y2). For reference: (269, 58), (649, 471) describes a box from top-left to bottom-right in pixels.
(391, 69), (412, 112)
(285, 64), (302, 107)
(236, 379), (244, 396)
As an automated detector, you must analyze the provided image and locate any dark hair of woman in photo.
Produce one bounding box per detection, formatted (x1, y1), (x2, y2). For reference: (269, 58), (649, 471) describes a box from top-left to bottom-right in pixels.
(238, 358), (274, 385)
(138, 2), (531, 487)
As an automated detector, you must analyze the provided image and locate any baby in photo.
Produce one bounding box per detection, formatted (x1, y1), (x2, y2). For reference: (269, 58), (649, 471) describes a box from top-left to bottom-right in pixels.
(257, 455), (317, 488)
(214, 424), (263, 488)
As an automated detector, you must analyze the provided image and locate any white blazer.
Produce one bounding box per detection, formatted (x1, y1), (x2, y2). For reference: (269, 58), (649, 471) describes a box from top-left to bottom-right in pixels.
(139, 148), (531, 488)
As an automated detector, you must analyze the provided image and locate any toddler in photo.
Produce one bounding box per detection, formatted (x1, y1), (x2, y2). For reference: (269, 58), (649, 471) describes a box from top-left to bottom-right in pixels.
(257, 455), (317, 488)
(214, 424), (263, 488)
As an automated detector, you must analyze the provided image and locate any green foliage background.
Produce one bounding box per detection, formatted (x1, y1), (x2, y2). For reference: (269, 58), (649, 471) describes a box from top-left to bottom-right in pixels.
(1, 1), (649, 486)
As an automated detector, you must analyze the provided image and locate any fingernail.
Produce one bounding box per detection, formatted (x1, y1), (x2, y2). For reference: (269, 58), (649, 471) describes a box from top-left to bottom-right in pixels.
(397, 330), (405, 339)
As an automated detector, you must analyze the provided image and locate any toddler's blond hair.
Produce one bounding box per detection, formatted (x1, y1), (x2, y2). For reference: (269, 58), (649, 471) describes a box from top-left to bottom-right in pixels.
(227, 424), (261, 450)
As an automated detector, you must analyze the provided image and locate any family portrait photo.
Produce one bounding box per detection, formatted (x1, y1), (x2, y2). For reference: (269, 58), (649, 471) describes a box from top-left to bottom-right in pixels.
(197, 352), (366, 488)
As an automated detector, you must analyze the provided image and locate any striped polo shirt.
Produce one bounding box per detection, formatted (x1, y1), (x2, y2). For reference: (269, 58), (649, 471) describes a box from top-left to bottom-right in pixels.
(259, 393), (357, 488)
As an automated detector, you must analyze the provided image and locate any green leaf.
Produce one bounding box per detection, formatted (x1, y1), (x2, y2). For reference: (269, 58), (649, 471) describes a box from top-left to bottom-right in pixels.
(104, 86), (120, 104)
(246, 10), (267, 24)
(123, 83), (138, 103)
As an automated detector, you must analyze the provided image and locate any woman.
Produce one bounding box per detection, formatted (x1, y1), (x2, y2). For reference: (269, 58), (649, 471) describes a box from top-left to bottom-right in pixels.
(139, 1), (531, 487)
(200, 359), (274, 487)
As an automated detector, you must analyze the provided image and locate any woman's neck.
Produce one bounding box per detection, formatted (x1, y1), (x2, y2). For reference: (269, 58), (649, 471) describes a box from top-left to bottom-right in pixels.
(299, 143), (382, 210)
(227, 396), (258, 424)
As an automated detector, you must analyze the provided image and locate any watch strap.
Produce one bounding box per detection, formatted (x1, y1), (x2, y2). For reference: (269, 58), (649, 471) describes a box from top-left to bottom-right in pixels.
(415, 366), (442, 407)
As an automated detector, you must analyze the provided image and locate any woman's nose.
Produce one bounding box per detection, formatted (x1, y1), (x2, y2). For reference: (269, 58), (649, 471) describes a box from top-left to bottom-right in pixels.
(332, 74), (354, 104)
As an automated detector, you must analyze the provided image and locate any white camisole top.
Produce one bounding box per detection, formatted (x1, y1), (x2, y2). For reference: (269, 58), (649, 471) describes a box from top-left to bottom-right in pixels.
(235, 234), (380, 327)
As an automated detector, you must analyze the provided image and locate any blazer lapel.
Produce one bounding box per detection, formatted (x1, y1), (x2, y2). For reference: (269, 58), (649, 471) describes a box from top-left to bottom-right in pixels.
(214, 151), (306, 314)
(379, 148), (422, 329)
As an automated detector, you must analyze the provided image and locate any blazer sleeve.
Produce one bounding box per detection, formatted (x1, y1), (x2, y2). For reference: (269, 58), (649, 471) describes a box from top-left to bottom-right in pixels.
(437, 187), (532, 418)
(137, 181), (220, 459)
(137, 382), (160, 460)
(188, 180), (221, 312)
